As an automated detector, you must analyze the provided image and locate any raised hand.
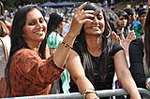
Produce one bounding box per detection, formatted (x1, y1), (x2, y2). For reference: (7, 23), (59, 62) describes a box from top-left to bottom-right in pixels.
(121, 31), (136, 49)
(111, 31), (120, 44)
(69, 2), (95, 37)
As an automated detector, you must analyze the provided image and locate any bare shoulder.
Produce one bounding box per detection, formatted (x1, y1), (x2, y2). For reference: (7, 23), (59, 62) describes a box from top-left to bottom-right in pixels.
(68, 49), (80, 58)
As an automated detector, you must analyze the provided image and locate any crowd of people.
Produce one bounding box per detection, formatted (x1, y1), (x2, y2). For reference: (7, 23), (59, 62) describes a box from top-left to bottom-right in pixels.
(0, 0), (150, 99)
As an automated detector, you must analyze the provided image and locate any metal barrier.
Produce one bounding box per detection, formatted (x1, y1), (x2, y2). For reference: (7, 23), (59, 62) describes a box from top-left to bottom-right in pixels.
(5, 88), (150, 99)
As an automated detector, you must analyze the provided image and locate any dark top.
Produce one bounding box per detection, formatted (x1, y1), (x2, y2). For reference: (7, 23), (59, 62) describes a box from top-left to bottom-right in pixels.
(70, 43), (123, 93)
(129, 38), (146, 88)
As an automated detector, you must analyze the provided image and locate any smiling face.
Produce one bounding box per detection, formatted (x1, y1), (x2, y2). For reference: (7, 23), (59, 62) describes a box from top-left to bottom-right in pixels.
(83, 11), (105, 36)
(23, 8), (47, 43)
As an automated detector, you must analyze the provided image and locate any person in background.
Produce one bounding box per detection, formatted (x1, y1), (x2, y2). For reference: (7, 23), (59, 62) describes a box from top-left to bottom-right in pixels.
(129, 0), (150, 91)
(4, 4), (99, 99)
(123, 7), (137, 30)
(47, 13), (64, 55)
(69, 2), (141, 99)
(113, 9), (136, 65)
(0, 19), (11, 98)
(132, 7), (147, 38)
(0, 19), (10, 67)
(46, 12), (70, 94)
(115, 10), (129, 39)
(61, 16), (70, 37)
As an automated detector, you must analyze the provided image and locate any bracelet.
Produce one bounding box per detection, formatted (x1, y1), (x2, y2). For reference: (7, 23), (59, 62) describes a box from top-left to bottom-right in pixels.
(83, 89), (99, 99)
(61, 41), (72, 49)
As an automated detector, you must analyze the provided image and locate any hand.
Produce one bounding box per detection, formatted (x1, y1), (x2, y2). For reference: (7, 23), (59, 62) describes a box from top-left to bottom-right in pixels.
(85, 92), (100, 99)
(111, 31), (120, 44)
(111, 31), (136, 61)
(69, 2), (95, 37)
(120, 31), (136, 50)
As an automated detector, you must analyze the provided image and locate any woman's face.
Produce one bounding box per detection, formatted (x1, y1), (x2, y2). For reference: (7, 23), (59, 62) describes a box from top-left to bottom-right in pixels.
(59, 18), (66, 34)
(117, 16), (128, 28)
(23, 8), (47, 42)
(83, 11), (105, 36)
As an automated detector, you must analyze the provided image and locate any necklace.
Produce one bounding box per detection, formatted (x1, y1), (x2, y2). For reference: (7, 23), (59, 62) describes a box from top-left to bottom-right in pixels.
(87, 46), (101, 57)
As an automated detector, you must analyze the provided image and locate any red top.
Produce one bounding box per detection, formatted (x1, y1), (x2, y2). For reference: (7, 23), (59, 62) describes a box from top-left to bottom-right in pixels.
(9, 48), (63, 97)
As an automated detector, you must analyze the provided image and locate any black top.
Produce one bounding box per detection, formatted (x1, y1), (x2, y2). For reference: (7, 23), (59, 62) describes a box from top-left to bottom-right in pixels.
(129, 38), (146, 88)
(70, 43), (123, 92)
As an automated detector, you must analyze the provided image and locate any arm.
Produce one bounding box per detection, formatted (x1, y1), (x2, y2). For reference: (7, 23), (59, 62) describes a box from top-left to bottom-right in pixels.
(114, 50), (141, 99)
(53, 2), (87, 68)
(66, 50), (98, 99)
(53, 2), (95, 68)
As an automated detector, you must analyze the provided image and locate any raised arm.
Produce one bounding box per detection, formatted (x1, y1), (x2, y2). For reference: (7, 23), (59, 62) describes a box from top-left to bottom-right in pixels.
(53, 2), (95, 68)
(53, 2), (88, 68)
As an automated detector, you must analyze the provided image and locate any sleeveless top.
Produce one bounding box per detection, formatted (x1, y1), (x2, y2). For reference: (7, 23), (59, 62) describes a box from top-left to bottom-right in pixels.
(70, 43), (123, 92)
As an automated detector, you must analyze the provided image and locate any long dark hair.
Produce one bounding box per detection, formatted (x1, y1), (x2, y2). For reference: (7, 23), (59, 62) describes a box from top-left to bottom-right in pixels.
(5, 5), (46, 96)
(47, 12), (63, 33)
(39, 13), (64, 57)
(144, 8), (150, 69)
(73, 3), (112, 81)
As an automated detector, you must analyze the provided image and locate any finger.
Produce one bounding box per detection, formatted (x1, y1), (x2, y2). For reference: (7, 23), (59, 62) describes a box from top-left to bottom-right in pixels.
(83, 13), (95, 20)
(146, 80), (150, 89)
(111, 31), (117, 37)
(126, 32), (132, 39)
(74, 12), (95, 25)
(78, 2), (88, 10)
(111, 32), (120, 43)
(112, 32), (119, 40)
(146, 84), (150, 89)
(128, 32), (136, 40)
(84, 10), (95, 14)
(74, 9), (95, 22)
(126, 35), (130, 39)
(79, 19), (93, 24)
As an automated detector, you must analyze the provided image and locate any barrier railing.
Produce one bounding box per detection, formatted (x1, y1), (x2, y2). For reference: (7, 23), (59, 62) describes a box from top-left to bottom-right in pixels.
(5, 88), (150, 99)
